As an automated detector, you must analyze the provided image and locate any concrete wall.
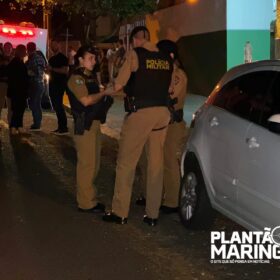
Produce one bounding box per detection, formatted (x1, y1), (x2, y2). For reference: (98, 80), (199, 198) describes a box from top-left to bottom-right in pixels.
(96, 16), (114, 37)
(146, 0), (226, 42)
(177, 31), (227, 96)
(227, 0), (275, 69)
(124, 0), (275, 96)
(146, 0), (226, 96)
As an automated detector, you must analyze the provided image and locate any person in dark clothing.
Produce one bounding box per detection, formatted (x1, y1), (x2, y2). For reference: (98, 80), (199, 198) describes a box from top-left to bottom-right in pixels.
(7, 44), (29, 135)
(26, 42), (46, 131)
(0, 42), (14, 124)
(48, 39), (69, 135)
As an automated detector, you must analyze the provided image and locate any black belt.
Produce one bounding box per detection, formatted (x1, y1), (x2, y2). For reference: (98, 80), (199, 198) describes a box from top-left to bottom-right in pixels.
(124, 96), (168, 113)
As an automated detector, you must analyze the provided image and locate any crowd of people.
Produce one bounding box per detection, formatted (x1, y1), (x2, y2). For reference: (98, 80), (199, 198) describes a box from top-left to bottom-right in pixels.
(0, 26), (188, 227)
(106, 39), (126, 85)
(0, 38), (125, 136)
(0, 40), (66, 135)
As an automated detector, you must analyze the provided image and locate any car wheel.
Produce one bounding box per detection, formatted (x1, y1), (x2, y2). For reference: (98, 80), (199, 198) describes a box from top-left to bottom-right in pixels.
(179, 157), (215, 229)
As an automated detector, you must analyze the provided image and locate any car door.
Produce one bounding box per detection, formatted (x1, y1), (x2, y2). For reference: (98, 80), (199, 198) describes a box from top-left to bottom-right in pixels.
(203, 77), (250, 213)
(237, 71), (280, 230)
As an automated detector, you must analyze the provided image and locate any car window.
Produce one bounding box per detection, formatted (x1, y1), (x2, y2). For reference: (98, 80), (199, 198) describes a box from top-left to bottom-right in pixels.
(212, 71), (277, 125)
(260, 73), (280, 128)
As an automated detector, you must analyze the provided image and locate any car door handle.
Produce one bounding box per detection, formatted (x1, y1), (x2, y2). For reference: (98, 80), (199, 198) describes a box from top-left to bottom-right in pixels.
(246, 137), (260, 149)
(209, 117), (219, 127)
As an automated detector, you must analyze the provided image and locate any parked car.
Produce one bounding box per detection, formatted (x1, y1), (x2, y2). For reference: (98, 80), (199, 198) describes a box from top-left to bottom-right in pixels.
(179, 60), (280, 231)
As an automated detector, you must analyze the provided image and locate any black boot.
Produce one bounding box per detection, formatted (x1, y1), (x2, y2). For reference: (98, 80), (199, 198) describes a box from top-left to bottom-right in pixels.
(143, 215), (158, 226)
(103, 211), (128, 224)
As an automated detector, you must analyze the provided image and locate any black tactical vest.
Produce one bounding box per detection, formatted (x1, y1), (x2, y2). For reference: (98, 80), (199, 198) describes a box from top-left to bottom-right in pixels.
(124, 47), (173, 109)
(66, 68), (113, 129)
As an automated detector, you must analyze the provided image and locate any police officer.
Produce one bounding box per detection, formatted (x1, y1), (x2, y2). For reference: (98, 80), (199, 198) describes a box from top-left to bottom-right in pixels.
(103, 26), (173, 226)
(157, 40), (188, 213)
(135, 40), (188, 213)
(67, 46), (113, 213)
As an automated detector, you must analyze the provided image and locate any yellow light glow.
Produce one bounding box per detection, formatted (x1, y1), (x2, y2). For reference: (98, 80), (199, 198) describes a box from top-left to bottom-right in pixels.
(276, 0), (280, 38)
(186, 0), (199, 5)
(146, 15), (160, 44)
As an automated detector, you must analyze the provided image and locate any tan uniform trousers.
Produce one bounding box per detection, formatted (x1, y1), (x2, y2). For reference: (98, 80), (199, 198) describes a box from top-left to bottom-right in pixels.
(163, 121), (189, 207)
(74, 120), (101, 209)
(112, 107), (170, 219)
(137, 121), (189, 207)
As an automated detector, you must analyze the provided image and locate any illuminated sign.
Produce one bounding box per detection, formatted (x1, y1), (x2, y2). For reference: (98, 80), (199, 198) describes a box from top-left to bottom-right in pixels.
(0, 25), (35, 37)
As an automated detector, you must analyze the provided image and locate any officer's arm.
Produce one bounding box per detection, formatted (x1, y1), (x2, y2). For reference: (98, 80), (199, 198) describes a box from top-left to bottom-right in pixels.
(68, 75), (106, 107)
(172, 71), (187, 99)
(114, 83), (123, 92)
(79, 92), (106, 107)
(114, 50), (138, 92)
(168, 70), (176, 95)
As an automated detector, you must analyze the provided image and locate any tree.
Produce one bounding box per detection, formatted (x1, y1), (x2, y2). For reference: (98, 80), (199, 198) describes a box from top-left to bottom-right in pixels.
(63, 0), (158, 42)
(3, 0), (58, 13)
(2, 0), (158, 42)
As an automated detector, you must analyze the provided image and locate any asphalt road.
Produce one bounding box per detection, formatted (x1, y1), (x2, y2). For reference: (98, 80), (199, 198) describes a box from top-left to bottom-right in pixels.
(0, 111), (280, 280)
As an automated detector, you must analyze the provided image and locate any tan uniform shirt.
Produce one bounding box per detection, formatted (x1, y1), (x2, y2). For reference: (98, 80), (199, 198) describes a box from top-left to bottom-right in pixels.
(67, 69), (93, 100)
(171, 65), (187, 110)
(115, 41), (159, 87)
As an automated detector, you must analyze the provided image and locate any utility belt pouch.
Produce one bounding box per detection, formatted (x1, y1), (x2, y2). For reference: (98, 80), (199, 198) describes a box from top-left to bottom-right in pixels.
(73, 111), (85, 135)
(167, 96), (178, 110)
(124, 96), (137, 113)
(171, 109), (184, 123)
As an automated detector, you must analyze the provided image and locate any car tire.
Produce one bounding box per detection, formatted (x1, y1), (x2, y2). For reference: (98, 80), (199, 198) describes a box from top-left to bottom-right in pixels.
(179, 156), (215, 230)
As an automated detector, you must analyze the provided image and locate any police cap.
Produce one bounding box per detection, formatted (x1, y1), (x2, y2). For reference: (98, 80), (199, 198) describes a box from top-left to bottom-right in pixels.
(129, 26), (150, 42)
(156, 40), (178, 61)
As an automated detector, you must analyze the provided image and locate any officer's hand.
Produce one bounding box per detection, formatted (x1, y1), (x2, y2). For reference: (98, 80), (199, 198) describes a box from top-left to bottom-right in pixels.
(103, 86), (117, 96)
(99, 84), (105, 92)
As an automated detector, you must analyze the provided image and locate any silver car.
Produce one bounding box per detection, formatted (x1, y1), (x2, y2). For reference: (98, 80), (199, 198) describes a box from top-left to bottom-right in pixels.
(179, 60), (280, 231)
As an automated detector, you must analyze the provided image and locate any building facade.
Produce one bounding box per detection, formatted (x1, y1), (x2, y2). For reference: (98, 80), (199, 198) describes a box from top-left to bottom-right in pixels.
(121, 0), (275, 95)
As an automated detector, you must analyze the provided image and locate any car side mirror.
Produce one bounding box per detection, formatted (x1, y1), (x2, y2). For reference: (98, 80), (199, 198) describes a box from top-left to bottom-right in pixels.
(268, 114), (280, 134)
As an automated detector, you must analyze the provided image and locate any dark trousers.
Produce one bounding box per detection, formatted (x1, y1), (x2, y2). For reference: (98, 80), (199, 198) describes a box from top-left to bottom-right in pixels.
(29, 82), (44, 127)
(49, 82), (67, 130)
(10, 97), (26, 128)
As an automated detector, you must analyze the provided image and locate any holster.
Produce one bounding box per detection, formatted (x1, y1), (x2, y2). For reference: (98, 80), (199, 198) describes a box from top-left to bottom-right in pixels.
(167, 96), (178, 109)
(168, 97), (182, 123)
(124, 96), (137, 113)
(171, 109), (184, 123)
(72, 111), (85, 135)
